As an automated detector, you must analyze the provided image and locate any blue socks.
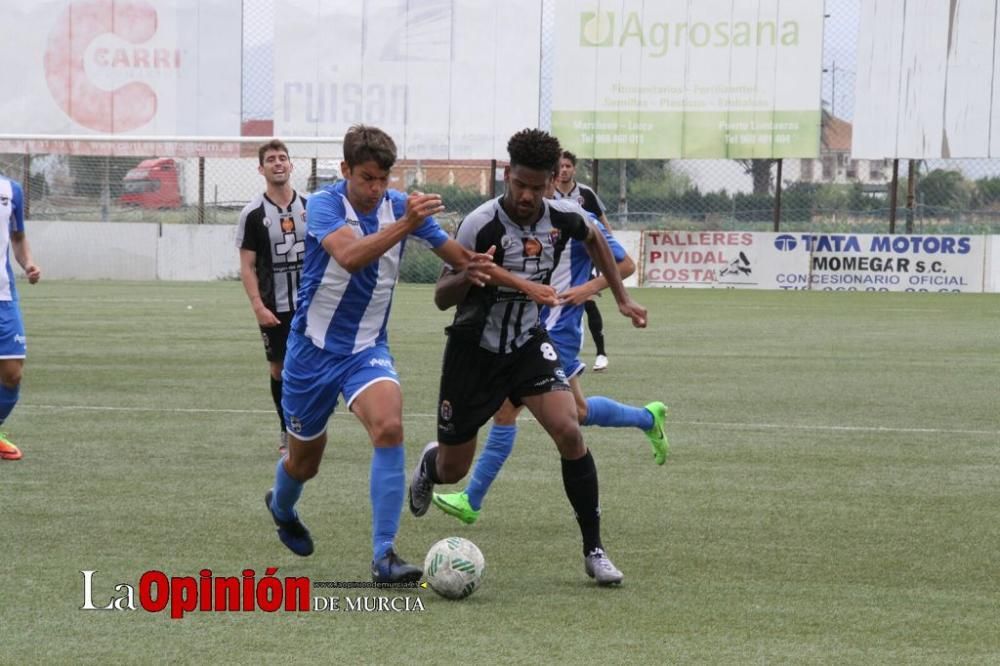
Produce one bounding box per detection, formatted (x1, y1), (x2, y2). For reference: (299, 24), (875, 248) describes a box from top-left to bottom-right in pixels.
(0, 383), (19, 424)
(269, 444), (406, 562)
(270, 457), (304, 522)
(582, 396), (654, 431)
(370, 445), (405, 560)
(466, 424), (517, 510)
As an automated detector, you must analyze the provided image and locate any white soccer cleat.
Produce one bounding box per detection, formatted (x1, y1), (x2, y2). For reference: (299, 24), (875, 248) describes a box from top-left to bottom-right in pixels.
(592, 355), (609, 372)
(584, 548), (623, 585)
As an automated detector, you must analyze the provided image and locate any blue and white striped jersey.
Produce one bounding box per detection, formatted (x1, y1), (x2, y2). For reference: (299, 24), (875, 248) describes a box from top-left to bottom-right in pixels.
(291, 180), (448, 355)
(0, 177), (25, 302)
(541, 218), (625, 343)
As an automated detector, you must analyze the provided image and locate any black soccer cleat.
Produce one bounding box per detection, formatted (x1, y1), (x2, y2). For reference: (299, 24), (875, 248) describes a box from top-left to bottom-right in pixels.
(265, 489), (314, 557)
(408, 442), (438, 516)
(371, 548), (423, 584)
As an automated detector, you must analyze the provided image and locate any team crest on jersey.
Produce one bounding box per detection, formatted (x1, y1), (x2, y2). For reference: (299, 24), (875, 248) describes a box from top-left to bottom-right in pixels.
(280, 216), (295, 233)
(549, 230), (561, 245)
(439, 400), (453, 421)
(289, 416), (303, 433)
(500, 234), (513, 250)
(576, 195), (585, 206)
(523, 237), (543, 257)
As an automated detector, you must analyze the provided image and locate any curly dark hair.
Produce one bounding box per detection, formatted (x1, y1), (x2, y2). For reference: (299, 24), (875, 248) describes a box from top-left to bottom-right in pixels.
(507, 129), (561, 172)
(343, 125), (397, 170)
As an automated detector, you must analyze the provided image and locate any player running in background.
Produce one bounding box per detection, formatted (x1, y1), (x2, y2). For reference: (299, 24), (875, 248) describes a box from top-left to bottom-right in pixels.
(263, 125), (494, 584)
(0, 175), (41, 461)
(408, 129), (647, 585)
(554, 150), (613, 372)
(431, 166), (668, 528)
(236, 139), (307, 454)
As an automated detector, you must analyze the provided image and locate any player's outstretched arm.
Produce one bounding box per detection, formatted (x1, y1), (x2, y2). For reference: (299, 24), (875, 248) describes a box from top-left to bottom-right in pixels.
(582, 223), (646, 328)
(559, 254), (635, 307)
(322, 191), (444, 273)
(433, 250), (558, 311)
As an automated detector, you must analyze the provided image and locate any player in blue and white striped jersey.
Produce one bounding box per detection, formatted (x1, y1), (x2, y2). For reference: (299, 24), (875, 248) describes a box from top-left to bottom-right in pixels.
(555, 150), (613, 372)
(263, 125), (495, 584)
(0, 175), (42, 462)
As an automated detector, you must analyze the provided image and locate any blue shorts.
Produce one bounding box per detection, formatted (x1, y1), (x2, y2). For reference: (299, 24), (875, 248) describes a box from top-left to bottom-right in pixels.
(281, 331), (399, 441)
(0, 301), (26, 359)
(548, 325), (585, 380)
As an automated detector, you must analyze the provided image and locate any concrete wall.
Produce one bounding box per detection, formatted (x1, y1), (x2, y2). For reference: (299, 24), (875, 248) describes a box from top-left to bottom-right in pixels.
(29, 221), (238, 281)
(26, 221), (642, 286)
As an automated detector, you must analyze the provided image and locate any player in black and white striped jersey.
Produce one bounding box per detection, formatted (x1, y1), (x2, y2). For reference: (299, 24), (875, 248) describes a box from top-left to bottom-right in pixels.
(235, 139), (307, 453)
(408, 128), (647, 586)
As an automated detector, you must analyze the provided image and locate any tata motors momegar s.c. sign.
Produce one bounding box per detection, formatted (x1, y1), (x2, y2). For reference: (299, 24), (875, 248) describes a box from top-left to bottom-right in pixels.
(642, 232), (988, 292)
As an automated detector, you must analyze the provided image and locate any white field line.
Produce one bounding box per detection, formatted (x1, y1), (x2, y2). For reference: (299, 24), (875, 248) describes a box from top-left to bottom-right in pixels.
(21, 404), (999, 437)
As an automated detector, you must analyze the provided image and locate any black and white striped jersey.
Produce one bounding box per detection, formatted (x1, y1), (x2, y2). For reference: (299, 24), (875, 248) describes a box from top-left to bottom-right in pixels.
(448, 197), (591, 354)
(554, 181), (606, 219)
(236, 191), (307, 314)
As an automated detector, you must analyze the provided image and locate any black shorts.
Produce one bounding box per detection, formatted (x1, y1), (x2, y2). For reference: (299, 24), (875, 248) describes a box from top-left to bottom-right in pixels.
(437, 331), (570, 445)
(260, 310), (294, 363)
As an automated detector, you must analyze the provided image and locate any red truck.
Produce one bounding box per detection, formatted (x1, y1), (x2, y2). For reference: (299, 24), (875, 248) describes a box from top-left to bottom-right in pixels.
(120, 158), (183, 209)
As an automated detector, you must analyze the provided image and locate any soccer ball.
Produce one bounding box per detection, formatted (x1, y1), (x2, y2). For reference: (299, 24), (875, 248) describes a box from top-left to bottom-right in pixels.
(423, 537), (485, 600)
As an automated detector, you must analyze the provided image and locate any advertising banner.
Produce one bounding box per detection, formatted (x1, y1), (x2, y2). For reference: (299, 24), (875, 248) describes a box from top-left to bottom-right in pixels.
(642, 231), (806, 289)
(551, 0), (825, 159)
(853, 0), (1000, 159)
(0, 0), (242, 139)
(643, 231), (988, 292)
(274, 0), (541, 160)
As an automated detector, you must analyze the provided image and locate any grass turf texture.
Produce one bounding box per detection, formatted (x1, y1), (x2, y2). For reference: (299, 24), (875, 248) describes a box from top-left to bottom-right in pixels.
(2, 281), (999, 663)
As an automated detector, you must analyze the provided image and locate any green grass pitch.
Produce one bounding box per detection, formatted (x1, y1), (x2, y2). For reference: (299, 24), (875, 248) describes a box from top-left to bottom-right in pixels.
(2, 281), (998, 663)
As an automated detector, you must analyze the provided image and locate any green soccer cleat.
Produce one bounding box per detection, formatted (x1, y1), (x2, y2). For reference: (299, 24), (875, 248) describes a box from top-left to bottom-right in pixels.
(432, 491), (481, 525)
(643, 401), (669, 465)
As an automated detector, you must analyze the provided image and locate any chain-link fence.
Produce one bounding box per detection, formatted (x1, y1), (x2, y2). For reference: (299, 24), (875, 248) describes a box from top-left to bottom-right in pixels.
(3, 0), (999, 285)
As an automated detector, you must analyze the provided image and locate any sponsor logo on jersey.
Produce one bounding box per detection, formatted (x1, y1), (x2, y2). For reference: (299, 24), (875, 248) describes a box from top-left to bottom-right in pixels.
(439, 400), (453, 421)
(523, 237), (543, 257)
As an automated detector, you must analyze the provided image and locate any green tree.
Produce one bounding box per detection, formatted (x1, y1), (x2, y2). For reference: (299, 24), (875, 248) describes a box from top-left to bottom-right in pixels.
(918, 169), (971, 211)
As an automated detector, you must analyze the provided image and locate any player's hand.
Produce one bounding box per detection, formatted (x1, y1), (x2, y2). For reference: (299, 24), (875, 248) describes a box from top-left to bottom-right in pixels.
(23, 263), (41, 284)
(463, 246), (496, 287)
(618, 299), (647, 328)
(523, 282), (559, 307)
(254, 304), (281, 327)
(404, 191), (445, 226)
(558, 284), (595, 307)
